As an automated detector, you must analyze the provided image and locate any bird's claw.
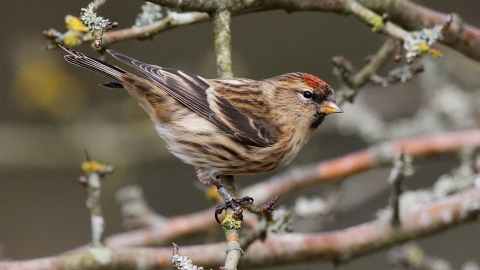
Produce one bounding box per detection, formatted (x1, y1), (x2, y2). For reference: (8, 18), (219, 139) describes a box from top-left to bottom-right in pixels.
(215, 196), (255, 224)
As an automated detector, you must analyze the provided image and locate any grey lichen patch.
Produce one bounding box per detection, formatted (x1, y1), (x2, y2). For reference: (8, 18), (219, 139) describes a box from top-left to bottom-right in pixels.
(388, 66), (415, 83)
(269, 206), (293, 233)
(295, 196), (329, 218)
(135, 2), (165, 27)
(404, 25), (444, 59)
(81, 3), (111, 31)
(172, 243), (204, 270)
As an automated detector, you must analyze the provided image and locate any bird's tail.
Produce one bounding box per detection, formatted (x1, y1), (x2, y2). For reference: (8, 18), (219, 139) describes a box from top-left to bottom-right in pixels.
(59, 45), (126, 89)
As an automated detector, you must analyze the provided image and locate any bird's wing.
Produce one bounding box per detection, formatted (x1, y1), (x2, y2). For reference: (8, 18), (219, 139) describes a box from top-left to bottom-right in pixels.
(107, 50), (279, 147)
(207, 78), (280, 147)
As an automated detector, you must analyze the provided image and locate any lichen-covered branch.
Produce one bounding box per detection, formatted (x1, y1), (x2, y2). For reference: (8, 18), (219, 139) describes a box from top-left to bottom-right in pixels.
(66, 129), (480, 251)
(2, 185), (479, 270)
(213, 10), (233, 78)
(387, 153), (413, 227)
(359, 0), (480, 62)
(79, 157), (114, 247)
(45, 0), (480, 63)
(218, 176), (243, 270)
(142, 0), (480, 63)
(80, 0), (118, 48)
(101, 11), (209, 46)
(243, 129), (480, 205)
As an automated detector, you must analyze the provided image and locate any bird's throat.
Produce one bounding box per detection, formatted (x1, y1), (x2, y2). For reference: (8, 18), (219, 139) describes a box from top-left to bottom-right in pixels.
(310, 112), (325, 129)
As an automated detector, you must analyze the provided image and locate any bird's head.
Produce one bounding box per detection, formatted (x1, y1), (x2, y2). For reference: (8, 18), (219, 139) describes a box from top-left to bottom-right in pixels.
(271, 73), (343, 130)
(299, 73), (343, 129)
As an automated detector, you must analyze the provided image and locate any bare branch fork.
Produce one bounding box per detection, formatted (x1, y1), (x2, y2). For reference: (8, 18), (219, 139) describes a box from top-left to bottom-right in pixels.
(54, 129), (480, 254)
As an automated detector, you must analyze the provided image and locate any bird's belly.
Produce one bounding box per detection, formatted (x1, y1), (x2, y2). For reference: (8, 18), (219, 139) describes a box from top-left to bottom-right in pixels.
(152, 115), (291, 175)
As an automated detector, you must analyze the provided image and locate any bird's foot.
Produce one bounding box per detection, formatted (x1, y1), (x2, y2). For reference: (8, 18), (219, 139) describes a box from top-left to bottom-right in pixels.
(214, 196), (254, 224)
(212, 178), (255, 224)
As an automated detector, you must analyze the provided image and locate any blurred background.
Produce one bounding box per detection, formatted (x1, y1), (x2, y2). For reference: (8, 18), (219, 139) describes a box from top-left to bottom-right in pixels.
(1, 0), (480, 269)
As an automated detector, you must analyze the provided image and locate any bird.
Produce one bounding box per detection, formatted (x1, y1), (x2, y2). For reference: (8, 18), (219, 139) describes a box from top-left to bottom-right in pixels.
(60, 45), (343, 222)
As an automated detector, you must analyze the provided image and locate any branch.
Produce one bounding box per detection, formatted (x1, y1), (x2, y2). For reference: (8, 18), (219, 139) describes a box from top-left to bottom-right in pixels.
(218, 176), (243, 270)
(143, 0), (480, 62)
(46, 0), (480, 63)
(360, 1), (480, 62)
(350, 39), (397, 88)
(213, 10), (233, 78)
(101, 12), (209, 46)
(211, 5), (239, 268)
(79, 156), (114, 247)
(3, 185), (479, 269)
(333, 38), (398, 104)
(243, 129), (480, 205)
(66, 129), (480, 251)
(387, 152), (413, 227)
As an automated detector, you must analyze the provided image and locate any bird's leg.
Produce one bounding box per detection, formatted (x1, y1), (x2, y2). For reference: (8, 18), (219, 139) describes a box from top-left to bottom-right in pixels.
(213, 175), (254, 224)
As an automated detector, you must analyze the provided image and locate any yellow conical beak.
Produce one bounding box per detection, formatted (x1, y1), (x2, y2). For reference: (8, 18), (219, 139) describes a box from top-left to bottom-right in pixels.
(319, 101), (343, 115)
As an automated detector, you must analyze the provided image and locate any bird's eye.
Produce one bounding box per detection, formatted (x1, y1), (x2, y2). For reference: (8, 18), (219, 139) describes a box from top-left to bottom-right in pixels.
(303, 90), (313, 99)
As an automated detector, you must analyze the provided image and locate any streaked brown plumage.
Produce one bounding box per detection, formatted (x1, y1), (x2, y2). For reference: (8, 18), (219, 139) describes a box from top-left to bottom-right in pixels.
(60, 46), (342, 185)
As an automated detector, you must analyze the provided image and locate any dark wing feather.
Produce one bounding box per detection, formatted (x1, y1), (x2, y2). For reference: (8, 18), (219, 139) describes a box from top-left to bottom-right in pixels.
(61, 46), (127, 83)
(101, 82), (124, 88)
(107, 50), (212, 118)
(209, 95), (279, 147)
(106, 50), (279, 147)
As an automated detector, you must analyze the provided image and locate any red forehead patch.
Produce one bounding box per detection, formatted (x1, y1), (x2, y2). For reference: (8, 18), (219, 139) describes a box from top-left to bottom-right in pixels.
(302, 73), (327, 89)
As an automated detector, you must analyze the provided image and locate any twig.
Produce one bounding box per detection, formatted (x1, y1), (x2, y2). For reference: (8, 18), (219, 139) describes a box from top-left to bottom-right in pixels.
(3, 185), (479, 269)
(344, 0), (408, 39)
(80, 0), (118, 48)
(79, 155), (114, 247)
(388, 153), (413, 227)
(239, 219), (268, 251)
(390, 174), (403, 228)
(101, 12), (209, 46)
(351, 39), (397, 88)
(334, 38), (397, 104)
(240, 200), (287, 251)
